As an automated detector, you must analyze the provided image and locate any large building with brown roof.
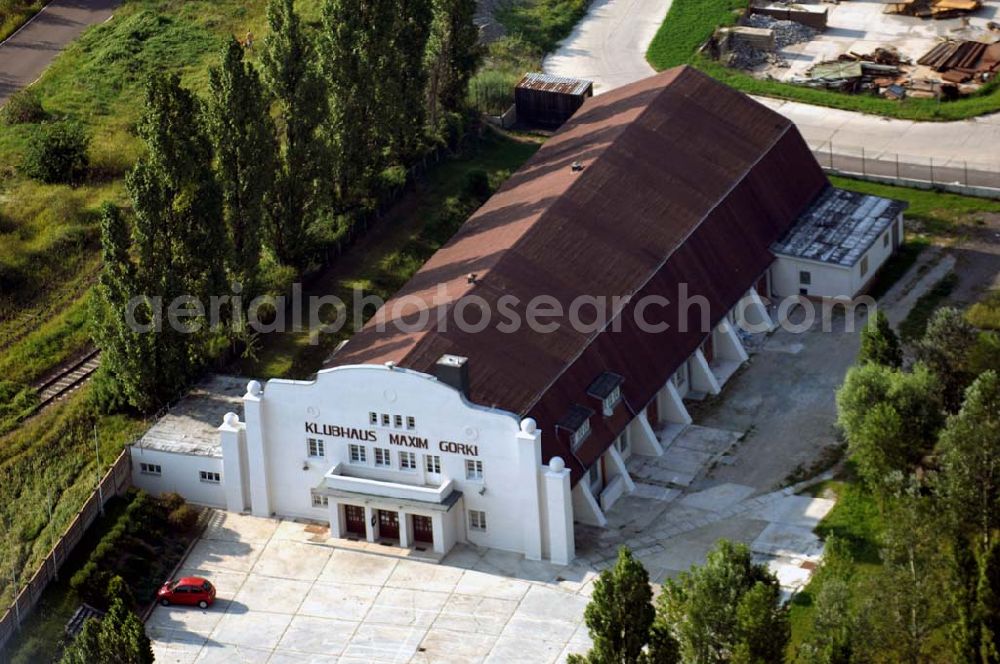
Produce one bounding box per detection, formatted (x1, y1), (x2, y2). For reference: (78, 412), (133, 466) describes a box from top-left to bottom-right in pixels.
(136, 66), (904, 565)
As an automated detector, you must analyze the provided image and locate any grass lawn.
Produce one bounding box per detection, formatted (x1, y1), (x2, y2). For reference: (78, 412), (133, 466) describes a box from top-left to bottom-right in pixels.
(0, 388), (148, 608)
(787, 478), (883, 659)
(0, 0), (46, 43)
(899, 272), (959, 341)
(644, 0), (1000, 121)
(0, 0), (323, 434)
(229, 128), (541, 379)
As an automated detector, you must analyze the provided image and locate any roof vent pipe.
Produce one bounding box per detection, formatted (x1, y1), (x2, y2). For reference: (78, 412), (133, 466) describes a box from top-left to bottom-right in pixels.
(467, 273), (478, 284)
(571, 161), (584, 172)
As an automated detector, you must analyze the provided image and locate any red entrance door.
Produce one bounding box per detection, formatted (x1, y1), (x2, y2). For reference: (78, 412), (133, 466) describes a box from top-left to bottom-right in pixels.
(344, 505), (366, 536)
(378, 510), (400, 540)
(413, 515), (433, 544)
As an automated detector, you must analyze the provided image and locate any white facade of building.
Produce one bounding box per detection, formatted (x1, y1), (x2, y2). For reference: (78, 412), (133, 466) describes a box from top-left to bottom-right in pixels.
(128, 293), (770, 564)
(214, 364), (576, 564)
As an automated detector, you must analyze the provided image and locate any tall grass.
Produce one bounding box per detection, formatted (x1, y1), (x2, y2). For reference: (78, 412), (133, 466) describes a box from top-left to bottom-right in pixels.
(644, 0), (1000, 121)
(495, 0), (590, 54)
(0, 0), (46, 43)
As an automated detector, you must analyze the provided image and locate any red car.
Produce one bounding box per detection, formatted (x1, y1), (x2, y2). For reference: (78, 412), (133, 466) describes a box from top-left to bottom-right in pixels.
(157, 577), (216, 608)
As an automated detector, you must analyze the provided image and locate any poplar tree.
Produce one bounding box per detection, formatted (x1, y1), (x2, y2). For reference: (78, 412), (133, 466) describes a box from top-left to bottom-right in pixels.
(858, 309), (902, 368)
(60, 597), (153, 664)
(320, 0), (394, 203)
(570, 547), (661, 663)
(207, 37), (277, 293)
(386, 0), (433, 161)
(261, 0), (328, 269)
(658, 540), (788, 664)
(92, 74), (224, 410)
(937, 370), (1000, 548)
(916, 307), (979, 412)
(424, 0), (480, 134)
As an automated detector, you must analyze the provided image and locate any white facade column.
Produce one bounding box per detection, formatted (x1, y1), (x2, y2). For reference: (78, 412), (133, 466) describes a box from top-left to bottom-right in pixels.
(399, 511), (411, 548)
(737, 288), (776, 333)
(328, 502), (345, 538)
(516, 419), (544, 561)
(218, 413), (248, 512)
(242, 381), (272, 517)
(690, 349), (722, 395)
(661, 382), (692, 425)
(630, 413), (664, 457)
(605, 445), (635, 494)
(572, 482), (607, 527)
(432, 513), (447, 554)
(544, 457), (575, 565)
(715, 321), (749, 363)
(365, 505), (377, 542)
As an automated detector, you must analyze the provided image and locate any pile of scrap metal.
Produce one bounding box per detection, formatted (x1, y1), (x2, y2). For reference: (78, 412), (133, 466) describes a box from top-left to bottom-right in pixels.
(883, 0), (982, 19)
(800, 48), (909, 92)
(918, 39), (1000, 83)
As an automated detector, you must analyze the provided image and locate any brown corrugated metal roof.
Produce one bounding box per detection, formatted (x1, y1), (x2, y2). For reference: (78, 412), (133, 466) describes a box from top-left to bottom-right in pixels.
(328, 65), (828, 483)
(516, 72), (594, 96)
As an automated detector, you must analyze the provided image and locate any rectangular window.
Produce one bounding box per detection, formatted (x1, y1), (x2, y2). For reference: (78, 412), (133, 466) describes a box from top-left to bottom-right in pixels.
(311, 494), (329, 508)
(369, 412), (378, 425)
(571, 419), (591, 450)
(381, 414), (390, 427)
(860, 255), (869, 277)
(406, 416), (416, 430)
(140, 463), (161, 476)
(394, 415), (403, 428)
(883, 233), (889, 248)
(465, 459), (484, 480)
(673, 364), (688, 389)
(425, 455), (441, 474)
(199, 471), (221, 484)
(307, 438), (325, 458)
(374, 447), (391, 467)
(399, 451), (416, 471)
(799, 270), (811, 285)
(349, 444), (367, 464)
(616, 432), (629, 455)
(469, 510), (487, 532)
(602, 385), (622, 416)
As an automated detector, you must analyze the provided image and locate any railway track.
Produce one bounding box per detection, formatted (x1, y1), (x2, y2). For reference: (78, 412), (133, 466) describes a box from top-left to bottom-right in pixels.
(32, 348), (101, 410)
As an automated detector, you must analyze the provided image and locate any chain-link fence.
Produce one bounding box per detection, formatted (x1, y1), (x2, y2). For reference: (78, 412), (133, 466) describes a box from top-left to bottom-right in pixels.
(810, 141), (1000, 198)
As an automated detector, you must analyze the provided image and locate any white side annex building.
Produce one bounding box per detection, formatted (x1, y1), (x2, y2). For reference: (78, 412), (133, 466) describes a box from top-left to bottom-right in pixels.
(131, 67), (905, 565)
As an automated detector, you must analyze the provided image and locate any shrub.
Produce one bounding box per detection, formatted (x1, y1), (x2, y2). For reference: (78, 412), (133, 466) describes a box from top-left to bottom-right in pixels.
(159, 491), (186, 513)
(20, 122), (90, 183)
(464, 168), (491, 201)
(1, 88), (45, 125)
(167, 504), (199, 532)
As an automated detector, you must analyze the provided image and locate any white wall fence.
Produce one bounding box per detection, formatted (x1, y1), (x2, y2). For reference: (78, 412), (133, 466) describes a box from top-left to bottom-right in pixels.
(0, 448), (133, 655)
(810, 141), (1000, 200)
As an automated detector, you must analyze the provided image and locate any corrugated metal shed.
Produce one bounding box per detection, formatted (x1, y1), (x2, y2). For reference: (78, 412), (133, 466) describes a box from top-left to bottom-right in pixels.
(772, 187), (907, 266)
(330, 66), (828, 483)
(516, 72), (593, 96)
(515, 72), (594, 128)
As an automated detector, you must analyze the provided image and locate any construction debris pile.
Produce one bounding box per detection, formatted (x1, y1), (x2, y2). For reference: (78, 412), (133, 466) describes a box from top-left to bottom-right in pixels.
(884, 0), (982, 20)
(719, 15), (818, 70)
(918, 39), (1000, 82)
(801, 47), (910, 93)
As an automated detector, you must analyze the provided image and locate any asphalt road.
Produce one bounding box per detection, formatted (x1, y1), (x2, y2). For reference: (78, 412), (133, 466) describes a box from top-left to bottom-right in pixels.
(543, 0), (1000, 181)
(0, 0), (119, 106)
